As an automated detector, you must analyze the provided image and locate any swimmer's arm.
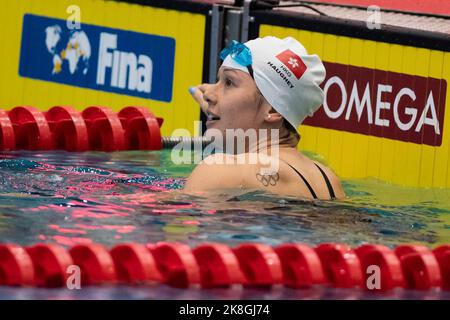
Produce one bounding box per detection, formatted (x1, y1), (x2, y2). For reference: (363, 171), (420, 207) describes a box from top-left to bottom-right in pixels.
(189, 84), (209, 114)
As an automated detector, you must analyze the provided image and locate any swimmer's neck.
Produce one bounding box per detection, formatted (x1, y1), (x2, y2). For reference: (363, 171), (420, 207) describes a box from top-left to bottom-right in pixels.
(247, 133), (298, 155)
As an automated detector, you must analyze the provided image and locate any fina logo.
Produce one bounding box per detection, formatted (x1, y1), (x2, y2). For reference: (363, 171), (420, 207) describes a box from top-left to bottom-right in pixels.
(19, 14), (175, 102)
(96, 33), (152, 94)
(45, 26), (152, 93)
(45, 26), (91, 76)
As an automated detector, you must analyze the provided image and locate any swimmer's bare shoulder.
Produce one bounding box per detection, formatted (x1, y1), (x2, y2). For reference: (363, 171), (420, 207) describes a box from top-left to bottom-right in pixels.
(183, 153), (262, 195)
(184, 153), (308, 198)
(184, 153), (282, 194)
(312, 161), (346, 199)
(184, 153), (346, 200)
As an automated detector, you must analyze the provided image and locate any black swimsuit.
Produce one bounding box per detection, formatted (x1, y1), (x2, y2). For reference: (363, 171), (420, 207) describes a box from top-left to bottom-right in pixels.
(284, 162), (336, 200)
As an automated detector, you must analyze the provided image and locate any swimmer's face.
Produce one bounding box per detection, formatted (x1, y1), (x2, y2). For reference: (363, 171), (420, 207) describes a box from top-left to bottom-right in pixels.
(202, 67), (269, 135)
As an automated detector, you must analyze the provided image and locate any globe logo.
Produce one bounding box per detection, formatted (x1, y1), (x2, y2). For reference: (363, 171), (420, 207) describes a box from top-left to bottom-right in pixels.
(45, 25), (91, 75)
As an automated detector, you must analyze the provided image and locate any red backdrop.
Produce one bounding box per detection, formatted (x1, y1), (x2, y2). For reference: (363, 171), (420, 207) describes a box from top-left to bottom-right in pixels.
(309, 0), (450, 16)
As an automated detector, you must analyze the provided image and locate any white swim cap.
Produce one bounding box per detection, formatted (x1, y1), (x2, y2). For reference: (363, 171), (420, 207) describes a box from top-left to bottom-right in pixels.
(221, 36), (326, 130)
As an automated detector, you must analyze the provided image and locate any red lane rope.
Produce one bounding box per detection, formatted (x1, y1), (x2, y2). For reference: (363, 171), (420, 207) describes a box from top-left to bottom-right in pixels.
(0, 242), (448, 291)
(1, 108), (448, 291)
(0, 106), (163, 152)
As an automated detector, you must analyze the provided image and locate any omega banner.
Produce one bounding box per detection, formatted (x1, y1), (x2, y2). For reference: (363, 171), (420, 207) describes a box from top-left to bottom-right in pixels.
(304, 62), (447, 147)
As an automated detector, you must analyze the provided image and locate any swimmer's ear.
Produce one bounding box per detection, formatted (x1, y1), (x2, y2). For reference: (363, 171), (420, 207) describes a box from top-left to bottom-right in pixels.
(265, 111), (283, 123)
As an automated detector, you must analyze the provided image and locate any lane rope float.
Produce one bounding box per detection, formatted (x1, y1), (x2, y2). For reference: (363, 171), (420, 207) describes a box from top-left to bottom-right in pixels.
(0, 106), (212, 151)
(0, 242), (448, 291)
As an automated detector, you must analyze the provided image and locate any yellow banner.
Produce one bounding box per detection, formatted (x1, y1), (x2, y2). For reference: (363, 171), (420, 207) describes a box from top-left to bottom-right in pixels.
(0, 0), (206, 137)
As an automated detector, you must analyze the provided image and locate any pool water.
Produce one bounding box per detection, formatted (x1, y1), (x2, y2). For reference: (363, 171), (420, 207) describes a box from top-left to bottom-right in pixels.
(0, 149), (449, 299)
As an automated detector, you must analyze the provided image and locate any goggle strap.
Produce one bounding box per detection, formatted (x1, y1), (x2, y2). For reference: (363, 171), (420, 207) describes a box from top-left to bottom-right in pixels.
(247, 65), (254, 79)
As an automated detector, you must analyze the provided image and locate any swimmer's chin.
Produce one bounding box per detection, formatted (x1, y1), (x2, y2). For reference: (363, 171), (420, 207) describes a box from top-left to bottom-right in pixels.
(205, 119), (220, 129)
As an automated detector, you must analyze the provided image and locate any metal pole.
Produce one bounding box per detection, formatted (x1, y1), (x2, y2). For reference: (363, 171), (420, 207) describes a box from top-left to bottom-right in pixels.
(208, 4), (222, 84)
(240, 0), (252, 42)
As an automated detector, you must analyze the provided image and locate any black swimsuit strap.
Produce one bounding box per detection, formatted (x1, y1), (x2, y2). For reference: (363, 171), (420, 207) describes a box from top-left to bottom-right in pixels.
(284, 163), (318, 199)
(314, 163), (336, 200)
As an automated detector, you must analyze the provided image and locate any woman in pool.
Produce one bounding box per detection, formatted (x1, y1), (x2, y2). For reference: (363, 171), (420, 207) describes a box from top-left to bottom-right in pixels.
(184, 36), (345, 200)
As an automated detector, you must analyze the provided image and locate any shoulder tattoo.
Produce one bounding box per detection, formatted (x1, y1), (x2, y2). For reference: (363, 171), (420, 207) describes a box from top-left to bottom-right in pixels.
(256, 169), (280, 187)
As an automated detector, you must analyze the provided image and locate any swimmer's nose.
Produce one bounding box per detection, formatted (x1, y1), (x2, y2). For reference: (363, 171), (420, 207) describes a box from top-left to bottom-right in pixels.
(191, 83), (217, 115)
(203, 92), (212, 105)
(202, 85), (217, 108)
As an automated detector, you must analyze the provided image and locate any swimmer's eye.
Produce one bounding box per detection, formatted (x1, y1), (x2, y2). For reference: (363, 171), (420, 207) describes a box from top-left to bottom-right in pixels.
(225, 78), (233, 87)
(216, 75), (234, 87)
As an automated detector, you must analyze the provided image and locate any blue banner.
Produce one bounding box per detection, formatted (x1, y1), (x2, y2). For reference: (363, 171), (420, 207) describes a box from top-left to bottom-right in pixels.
(19, 14), (176, 102)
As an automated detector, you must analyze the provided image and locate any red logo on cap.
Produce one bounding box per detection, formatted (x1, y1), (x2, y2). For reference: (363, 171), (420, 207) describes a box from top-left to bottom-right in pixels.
(275, 49), (307, 79)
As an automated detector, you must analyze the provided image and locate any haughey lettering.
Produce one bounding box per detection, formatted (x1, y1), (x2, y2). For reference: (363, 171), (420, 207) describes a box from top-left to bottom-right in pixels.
(267, 61), (295, 88)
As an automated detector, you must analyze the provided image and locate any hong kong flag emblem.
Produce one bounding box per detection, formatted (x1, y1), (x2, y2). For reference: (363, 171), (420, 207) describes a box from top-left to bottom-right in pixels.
(275, 49), (307, 79)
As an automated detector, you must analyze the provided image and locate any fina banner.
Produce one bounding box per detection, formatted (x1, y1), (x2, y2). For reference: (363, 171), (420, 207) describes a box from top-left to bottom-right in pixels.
(19, 14), (176, 102)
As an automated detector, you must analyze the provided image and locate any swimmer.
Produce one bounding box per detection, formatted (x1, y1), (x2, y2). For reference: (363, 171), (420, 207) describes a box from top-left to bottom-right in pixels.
(184, 36), (345, 200)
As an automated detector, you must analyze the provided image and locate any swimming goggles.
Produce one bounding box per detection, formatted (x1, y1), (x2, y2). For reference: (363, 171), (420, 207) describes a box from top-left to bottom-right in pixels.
(219, 40), (254, 78)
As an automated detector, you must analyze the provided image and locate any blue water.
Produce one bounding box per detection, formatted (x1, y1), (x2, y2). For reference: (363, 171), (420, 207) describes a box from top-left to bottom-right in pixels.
(0, 150), (449, 299)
